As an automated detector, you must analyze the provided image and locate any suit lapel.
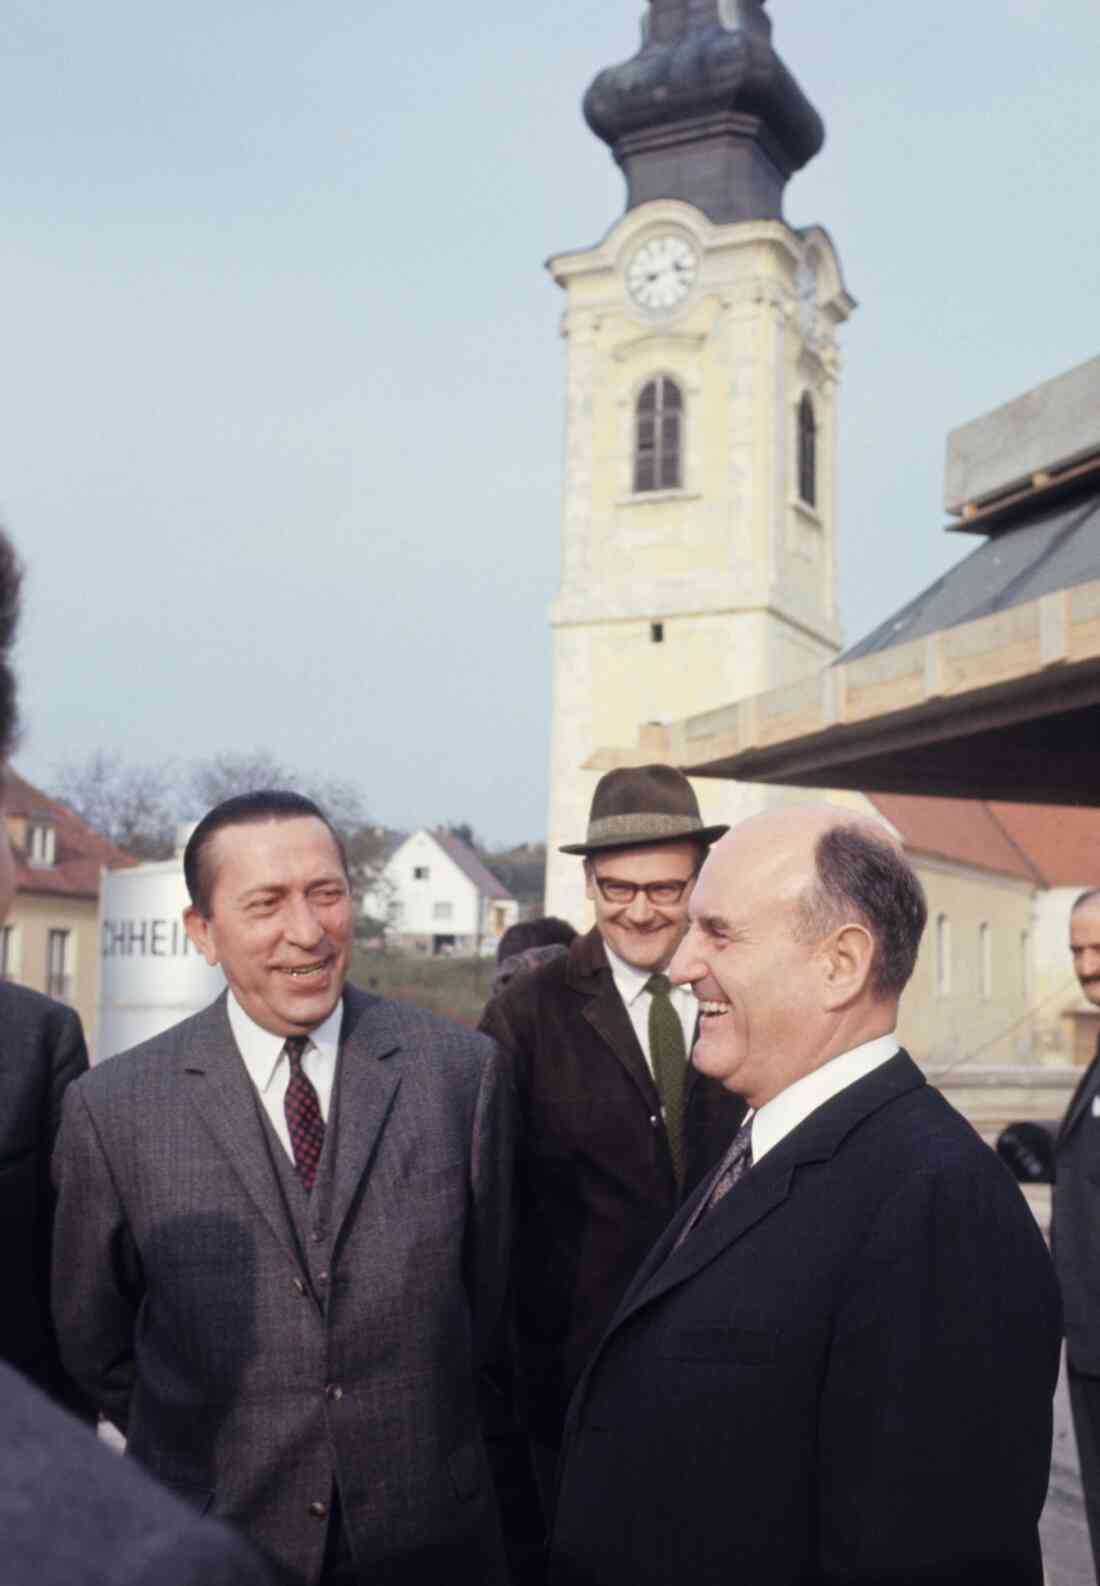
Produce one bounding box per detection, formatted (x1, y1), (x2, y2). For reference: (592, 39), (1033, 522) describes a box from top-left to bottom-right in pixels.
(571, 930), (658, 1108)
(180, 995), (301, 1266)
(327, 988), (402, 1251)
(614, 1052), (927, 1327)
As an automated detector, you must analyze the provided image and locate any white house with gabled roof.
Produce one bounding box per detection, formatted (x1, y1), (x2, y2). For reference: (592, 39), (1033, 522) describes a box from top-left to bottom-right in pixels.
(363, 828), (518, 957)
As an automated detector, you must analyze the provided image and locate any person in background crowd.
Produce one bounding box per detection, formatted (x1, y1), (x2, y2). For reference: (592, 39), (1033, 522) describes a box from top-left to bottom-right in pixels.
(0, 526), (275, 1586)
(550, 804), (1061, 1586)
(480, 765), (745, 1524)
(53, 789), (512, 1585)
(490, 916), (577, 999)
(1050, 889), (1100, 1578)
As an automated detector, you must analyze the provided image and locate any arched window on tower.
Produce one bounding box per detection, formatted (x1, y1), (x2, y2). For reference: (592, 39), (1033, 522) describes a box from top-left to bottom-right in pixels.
(797, 391), (817, 508)
(634, 377), (682, 493)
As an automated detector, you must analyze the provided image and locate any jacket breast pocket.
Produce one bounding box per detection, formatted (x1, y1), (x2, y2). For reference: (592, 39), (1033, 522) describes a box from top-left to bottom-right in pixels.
(660, 1324), (778, 1363)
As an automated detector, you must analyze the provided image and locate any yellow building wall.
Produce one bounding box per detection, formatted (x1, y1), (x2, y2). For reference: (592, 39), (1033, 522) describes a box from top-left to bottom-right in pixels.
(4, 891), (99, 1048)
(897, 857), (1036, 1069)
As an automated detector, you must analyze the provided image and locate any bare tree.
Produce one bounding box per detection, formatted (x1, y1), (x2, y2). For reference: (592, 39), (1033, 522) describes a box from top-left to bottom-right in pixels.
(185, 751), (295, 812)
(52, 751), (178, 859)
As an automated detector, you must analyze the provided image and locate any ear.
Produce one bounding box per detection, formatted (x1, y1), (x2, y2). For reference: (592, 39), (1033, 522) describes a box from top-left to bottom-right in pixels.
(184, 906), (220, 968)
(819, 923), (874, 1011)
(583, 862), (597, 903)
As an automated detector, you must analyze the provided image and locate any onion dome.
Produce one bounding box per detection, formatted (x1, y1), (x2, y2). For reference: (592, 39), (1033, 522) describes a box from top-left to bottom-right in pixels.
(583, 0), (824, 225)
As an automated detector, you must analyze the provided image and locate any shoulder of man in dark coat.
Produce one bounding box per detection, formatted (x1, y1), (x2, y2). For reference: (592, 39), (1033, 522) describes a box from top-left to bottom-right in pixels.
(480, 928), (605, 1032)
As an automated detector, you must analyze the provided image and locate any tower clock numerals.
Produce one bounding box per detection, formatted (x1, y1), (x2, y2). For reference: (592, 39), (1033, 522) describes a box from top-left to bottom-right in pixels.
(625, 235), (699, 311)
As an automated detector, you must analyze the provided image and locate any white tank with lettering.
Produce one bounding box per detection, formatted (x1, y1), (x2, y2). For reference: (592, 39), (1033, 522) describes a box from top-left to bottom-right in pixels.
(96, 825), (224, 1062)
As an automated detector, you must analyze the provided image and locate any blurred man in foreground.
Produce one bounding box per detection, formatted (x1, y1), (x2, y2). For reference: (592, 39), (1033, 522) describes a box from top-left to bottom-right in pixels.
(551, 804), (1061, 1586)
(0, 527), (274, 1585)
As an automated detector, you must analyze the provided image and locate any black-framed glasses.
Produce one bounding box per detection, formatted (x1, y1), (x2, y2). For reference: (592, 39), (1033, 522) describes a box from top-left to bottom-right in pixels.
(592, 876), (692, 906)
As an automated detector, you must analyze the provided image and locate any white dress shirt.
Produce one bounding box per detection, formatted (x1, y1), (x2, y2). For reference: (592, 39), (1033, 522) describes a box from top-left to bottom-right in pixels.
(605, 944), (697, 1078)
(227, 992), (344, 1163)
(747, 1032), (900, 1164)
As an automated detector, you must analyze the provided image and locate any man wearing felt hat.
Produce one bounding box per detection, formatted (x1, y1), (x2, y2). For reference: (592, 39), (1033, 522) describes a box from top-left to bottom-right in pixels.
(480, 765), (745, 1530)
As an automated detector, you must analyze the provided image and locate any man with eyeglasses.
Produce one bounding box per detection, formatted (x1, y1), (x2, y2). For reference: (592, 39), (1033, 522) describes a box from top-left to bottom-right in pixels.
(480, 766), (745, 1548)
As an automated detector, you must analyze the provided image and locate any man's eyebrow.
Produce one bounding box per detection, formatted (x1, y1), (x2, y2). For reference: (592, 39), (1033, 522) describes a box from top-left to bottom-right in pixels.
(696, 912), (735, 935)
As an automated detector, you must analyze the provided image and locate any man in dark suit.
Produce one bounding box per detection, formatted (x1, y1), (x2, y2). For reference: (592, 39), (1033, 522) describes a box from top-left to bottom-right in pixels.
(0, 978), (91, 1415)
(480, 766), (745, 1506)
(1051, 887), (1100, 1575)
(0, 526), (275, 1585)
(54, 790), (511, 1586)
(3, 1361), (275, 1586)
(550, 803), (1061, 1586)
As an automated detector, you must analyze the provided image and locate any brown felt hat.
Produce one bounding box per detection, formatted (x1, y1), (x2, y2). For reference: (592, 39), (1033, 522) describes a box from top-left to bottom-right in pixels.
(559, 764), (729, 856)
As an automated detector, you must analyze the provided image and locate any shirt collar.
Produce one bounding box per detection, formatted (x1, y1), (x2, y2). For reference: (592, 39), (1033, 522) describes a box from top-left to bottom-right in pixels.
(227, 991), (345, 1098)
(750, 1032), (900, 1164)
(604, 941), (685, 1009)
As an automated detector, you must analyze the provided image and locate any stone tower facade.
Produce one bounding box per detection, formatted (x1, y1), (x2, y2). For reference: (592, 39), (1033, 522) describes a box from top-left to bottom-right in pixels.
(544, 0), (854, 922)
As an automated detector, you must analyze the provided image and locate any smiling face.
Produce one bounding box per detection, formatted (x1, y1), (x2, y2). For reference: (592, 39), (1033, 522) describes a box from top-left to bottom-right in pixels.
(1071, 895), (1100, 1010)
(184, 816), (354, 1037)
(669, 824), (827, 1108)
(585, 841), (700, 974)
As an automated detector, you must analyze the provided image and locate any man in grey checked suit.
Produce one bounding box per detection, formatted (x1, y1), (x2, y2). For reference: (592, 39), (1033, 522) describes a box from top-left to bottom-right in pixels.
(53, 790), (512, 1586)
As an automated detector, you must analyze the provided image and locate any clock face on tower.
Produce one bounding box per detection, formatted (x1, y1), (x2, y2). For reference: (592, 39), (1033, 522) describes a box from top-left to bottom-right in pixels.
(625, 234), (698, 312)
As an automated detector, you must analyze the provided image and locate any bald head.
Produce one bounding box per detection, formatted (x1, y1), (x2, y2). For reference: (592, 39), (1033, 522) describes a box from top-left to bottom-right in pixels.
(707, 803), (927, 1000)
(668, 804), (925, 1106)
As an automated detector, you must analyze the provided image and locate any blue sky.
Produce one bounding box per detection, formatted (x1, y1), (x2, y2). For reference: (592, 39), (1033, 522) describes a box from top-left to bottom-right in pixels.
(4, 2), (1098, 843)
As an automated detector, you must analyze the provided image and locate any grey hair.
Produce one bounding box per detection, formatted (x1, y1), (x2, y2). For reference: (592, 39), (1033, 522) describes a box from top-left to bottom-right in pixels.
(792, 823), (928, 998)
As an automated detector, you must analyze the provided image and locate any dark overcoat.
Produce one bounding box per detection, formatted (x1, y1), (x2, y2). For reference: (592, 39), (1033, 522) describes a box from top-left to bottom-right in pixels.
(1052, 1031), (1100, 1372)
(2, 1361), (275, 1586)
(550, 1052), (1061, 1586)
(52, 986), (512, 1586)
(0, 981), (90, 1414)
(479, 926), (745, 1446)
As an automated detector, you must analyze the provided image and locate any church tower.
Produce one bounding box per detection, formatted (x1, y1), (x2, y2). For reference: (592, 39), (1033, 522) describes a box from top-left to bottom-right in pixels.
(544, 0), (854, 922)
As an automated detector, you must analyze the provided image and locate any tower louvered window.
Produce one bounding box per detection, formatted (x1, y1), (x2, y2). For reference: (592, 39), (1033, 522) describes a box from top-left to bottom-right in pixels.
(797, 391), (817, 507)
(634, 377), (682, 493)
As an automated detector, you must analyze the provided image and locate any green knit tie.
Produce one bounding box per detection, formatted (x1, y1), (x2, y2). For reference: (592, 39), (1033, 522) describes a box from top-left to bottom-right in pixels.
(646, 973), (686, 1185)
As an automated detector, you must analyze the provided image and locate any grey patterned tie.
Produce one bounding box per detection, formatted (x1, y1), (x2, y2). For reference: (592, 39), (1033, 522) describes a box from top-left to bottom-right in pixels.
(673, 1118), (753, 1250)
(705, 1119), (754, 1211)
(645, 973), (686, 1184)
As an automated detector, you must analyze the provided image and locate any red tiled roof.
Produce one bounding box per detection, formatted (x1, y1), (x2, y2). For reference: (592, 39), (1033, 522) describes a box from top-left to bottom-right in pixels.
(6, 769), (137, 900)
(868, 793), (1100, 889)
(988, 802), (1100, 888)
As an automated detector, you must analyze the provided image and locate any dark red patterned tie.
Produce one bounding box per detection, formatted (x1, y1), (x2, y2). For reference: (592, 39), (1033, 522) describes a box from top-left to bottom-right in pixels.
(283, 1035), (324, 1194)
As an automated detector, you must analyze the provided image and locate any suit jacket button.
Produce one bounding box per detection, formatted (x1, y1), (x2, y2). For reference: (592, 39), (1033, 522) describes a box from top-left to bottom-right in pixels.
(325, 1383), (344, 1402)
(308, 1500), (328, 1519)
(291, 1277), (306, 1296)
(311, 1227), (326, 1244)
(316, 1271), (329, 1286)
(649, 1114), (659, 1128)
